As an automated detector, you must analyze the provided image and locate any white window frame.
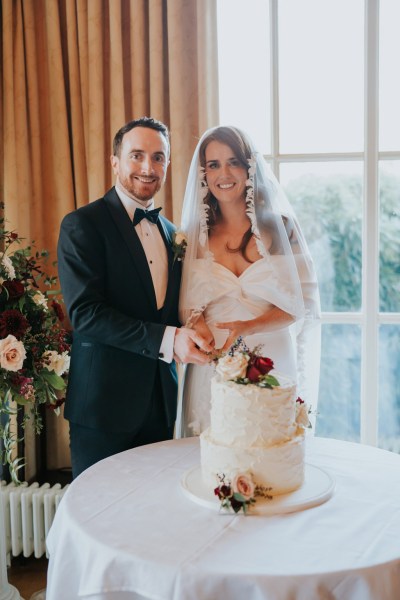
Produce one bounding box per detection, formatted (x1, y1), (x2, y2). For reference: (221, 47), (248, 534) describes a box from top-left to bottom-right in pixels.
(220, 0), (400, 446)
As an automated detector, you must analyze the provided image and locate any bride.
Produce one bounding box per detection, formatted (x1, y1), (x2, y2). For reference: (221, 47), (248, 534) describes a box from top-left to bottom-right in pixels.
(176, 126), (321, 437)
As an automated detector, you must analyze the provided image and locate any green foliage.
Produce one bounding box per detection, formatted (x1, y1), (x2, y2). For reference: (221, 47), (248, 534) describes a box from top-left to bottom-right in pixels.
(379, 174), (400, 312)
(0, 209), (71, 483)
(285, 171), (400, 444)
(285, 171), (399, 313)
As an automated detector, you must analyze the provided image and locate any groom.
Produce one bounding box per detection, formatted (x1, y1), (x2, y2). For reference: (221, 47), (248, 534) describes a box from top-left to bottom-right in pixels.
(57, 116), (211, 478)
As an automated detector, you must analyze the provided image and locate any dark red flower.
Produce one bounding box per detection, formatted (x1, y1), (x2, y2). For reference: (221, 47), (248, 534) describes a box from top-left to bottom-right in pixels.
(214, 483), (231, 499)
(230, 497), (244, 513)
(47, 398), (65, 410)
(220, 484), (231, 497)
(28, 310), (45, 333)
(51, 300), (65, 322)
(0, 309), (30, 339)
(296, 397), (304, 404)
(246, 356), (274, 382)
(2, 280), (25, 300)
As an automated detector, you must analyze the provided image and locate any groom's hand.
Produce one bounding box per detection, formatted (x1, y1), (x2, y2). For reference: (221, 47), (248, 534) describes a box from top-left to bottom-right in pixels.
(173, 327), (212, 365)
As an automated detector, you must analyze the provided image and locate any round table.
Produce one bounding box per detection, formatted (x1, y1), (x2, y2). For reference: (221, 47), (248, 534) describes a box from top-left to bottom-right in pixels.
(46, 437), (400, 600)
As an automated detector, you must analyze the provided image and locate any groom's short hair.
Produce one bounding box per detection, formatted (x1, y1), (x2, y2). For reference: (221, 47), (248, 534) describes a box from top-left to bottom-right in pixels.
(112, 116), (170, 157)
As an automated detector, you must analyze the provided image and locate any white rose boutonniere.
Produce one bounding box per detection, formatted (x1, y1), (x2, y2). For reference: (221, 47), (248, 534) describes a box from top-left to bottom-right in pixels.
(172, 230), (187, 265)
(216, 352), (248, 381)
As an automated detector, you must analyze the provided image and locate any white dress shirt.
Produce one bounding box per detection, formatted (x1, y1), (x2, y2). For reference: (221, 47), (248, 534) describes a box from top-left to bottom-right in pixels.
(115, 185), (176, 362)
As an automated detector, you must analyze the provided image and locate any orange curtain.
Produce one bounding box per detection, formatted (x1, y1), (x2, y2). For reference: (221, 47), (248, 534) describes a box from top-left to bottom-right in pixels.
(1, 0), (218, 478)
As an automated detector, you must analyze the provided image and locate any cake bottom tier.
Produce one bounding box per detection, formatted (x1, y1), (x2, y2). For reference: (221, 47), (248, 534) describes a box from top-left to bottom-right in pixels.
(200, 429), (305, 496)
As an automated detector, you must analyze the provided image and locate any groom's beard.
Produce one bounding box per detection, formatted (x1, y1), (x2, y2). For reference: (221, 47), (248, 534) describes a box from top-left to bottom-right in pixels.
(117, 172), (164, 203)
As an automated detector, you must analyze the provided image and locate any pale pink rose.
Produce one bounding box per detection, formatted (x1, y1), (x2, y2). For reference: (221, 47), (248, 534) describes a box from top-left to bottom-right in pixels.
(0, 335), (26, 371)
(296, 402), (310, 428)
(216, 352), (249, 380)
(232, 473), (255, 500)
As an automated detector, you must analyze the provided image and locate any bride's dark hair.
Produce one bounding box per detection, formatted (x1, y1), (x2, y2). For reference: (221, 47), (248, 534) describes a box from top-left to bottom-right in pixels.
(199, 126), (254, 262)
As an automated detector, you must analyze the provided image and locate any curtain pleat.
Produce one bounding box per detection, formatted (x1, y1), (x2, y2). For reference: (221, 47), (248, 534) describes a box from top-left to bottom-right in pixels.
(1, 0), (219, 476)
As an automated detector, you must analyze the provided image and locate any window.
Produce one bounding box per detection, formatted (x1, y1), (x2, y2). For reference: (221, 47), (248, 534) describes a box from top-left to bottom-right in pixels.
(217, 0), (400, 450)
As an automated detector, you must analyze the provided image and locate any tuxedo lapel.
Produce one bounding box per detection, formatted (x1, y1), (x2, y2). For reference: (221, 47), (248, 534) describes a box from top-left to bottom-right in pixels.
(157, 217), (173, 271)
(158, 216), (181, 320)
(105, 189), (158, 311)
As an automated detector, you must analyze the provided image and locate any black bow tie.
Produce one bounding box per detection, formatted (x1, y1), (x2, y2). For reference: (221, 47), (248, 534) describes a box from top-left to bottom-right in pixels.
(133, 206), (162, 226)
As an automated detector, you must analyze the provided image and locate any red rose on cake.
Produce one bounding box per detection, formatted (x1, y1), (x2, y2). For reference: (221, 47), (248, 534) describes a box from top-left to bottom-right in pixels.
(246, 356), (274, 383)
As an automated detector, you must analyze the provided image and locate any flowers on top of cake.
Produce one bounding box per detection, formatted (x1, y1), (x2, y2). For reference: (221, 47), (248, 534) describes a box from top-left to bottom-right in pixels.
(214, 472), (272, 514)
(214, 338), (279, 388)
(214, 338), (312, 429)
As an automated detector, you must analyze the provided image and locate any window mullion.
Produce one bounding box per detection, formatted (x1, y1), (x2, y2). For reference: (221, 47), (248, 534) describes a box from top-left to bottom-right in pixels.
(361, 0), (380, 446)
(270, 0), (279, 177)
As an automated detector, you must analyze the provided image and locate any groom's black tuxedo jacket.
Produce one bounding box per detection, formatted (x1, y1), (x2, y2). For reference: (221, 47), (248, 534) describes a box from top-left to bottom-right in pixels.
(57, 187), (181, 433)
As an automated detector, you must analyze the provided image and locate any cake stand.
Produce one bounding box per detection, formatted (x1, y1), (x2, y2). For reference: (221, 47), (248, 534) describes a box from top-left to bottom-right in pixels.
(181, 463), (335, 515)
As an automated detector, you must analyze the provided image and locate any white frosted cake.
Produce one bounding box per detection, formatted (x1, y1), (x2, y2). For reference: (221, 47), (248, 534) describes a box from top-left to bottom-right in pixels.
(200, 359), (309, 496)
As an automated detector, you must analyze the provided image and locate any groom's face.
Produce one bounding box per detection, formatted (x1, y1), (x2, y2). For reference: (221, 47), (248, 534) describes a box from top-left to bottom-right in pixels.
(111, 127), (169, 203)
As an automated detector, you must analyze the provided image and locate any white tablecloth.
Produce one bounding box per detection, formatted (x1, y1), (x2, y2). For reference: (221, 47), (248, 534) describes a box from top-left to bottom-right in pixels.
(46, 437), (400, 600)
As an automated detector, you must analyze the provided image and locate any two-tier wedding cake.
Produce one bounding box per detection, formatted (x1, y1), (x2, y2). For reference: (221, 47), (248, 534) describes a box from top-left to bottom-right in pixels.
(199, 345), (310, 499)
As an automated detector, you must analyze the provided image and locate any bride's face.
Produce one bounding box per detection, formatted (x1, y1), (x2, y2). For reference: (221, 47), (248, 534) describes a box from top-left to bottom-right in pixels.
(204, 141), (248, 205)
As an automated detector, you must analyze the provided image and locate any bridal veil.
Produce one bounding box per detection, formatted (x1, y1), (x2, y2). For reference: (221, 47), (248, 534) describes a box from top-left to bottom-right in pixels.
(179, 126), (321, 414)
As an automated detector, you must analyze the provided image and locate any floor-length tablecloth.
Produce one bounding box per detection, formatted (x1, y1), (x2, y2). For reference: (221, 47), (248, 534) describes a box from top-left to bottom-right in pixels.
(46, 436), (400, 600)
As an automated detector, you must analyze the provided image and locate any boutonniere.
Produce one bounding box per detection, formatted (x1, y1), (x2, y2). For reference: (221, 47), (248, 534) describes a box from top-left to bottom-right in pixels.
(172, 230), (187, 265)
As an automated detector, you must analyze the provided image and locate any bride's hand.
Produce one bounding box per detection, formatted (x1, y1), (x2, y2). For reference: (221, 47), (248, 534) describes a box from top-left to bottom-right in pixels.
(215, 320), (251, 352)
(193, 314), (215, 349)
(216, 307), (295, 352)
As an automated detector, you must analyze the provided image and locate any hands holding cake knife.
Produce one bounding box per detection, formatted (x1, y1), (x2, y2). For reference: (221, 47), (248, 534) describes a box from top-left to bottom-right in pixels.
(173, 327), (214, 365)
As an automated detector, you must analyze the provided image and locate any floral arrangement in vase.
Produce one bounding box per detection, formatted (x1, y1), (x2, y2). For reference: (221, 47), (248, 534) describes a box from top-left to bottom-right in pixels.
(0, 204), (71, 483)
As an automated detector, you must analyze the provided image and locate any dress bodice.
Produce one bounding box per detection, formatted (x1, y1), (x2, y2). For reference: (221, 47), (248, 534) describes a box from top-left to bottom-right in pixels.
(188, 257), (293, 349)
(178, 257), (302, 437)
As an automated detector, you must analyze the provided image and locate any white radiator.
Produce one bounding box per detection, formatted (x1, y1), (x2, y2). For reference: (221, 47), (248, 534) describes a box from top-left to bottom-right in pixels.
(0, 480), (69, 559)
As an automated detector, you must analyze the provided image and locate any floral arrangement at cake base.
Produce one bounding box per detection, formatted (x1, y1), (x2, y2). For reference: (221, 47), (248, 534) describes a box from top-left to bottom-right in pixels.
(0, 205), (71, 483)
(214, 472), (272, 514)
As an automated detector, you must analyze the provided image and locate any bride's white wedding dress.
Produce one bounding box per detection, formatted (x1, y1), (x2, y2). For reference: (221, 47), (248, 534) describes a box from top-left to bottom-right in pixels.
(176, 257), (298, 438)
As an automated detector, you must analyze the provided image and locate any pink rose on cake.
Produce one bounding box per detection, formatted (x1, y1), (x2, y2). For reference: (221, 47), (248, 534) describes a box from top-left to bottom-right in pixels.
(216, 352), (248, 380)
(214, 472), (273, 514)
(296, 397), (311, 428)
(232, 473), (255, 500)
